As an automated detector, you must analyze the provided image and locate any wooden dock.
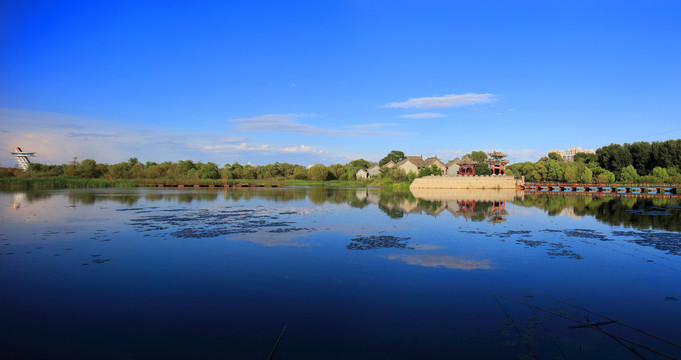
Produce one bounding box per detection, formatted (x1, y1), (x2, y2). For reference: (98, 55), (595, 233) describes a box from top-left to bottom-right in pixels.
(523, 182), (680, 197)
(140, 183), (285, 188)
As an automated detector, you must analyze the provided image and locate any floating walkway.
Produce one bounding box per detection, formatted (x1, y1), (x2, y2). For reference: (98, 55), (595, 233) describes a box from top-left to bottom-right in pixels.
(524, 182), (679, 196)
(142, 183), (284, 188)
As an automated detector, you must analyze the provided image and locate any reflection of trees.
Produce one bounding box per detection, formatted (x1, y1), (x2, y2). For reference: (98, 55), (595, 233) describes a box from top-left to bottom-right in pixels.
(373, 189), (447, 218)
(515, 195), (681, 232)
(18, 188), (681, 232)
(68, 192), (141, 206)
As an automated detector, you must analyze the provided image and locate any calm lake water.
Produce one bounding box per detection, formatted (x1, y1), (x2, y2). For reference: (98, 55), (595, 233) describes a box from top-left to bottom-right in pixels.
(1, 187), (680, 359)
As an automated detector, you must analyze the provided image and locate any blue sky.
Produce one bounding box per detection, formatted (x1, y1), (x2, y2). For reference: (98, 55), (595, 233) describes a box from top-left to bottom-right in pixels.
(1, 0), (680, 167)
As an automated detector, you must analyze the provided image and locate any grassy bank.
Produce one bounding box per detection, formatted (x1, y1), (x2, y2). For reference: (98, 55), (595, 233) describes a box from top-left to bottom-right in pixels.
(0, 176), (377, 189)
(0, 176), (141, 189)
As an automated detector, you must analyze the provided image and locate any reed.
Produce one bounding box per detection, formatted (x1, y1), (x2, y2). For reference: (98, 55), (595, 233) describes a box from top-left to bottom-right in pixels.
(0, 176), (140, 189)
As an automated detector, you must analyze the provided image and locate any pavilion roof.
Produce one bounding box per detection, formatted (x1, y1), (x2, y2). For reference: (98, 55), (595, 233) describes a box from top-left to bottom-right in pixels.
(455, 156), (478, 165)
(485, 158), (509, 165)
(487, 151), (508, 158)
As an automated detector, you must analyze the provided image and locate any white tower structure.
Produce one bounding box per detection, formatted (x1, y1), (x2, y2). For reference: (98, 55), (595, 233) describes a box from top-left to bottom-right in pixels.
(11, 147), (36, 170)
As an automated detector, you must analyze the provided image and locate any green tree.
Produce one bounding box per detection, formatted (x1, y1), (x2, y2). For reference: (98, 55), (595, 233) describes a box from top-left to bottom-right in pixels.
(77, 159), (102, 178)
(597, 144), (633, 172)
(579, 168), (593, 183)
(564, 165), (577, 182)
(573, 152), (597, 165)
(197, 162), (220, 179)
(465, 151), (491, 175)
(308, 164), (329, 181)
(650, 167), (669, 183)
(418, 166), (432, 177)
(548, 152), (563, 161)
(629, 141), (652, 175)
(327, 164), (345, 180)
(242, 164), (256, 179)
(429, 164), (443, 176)
(546, 160), (565, 182)
(348, 159), (371, 169)
(379, 151), (405, 166)
(293, 167), (308, 180)
(618, 165), (639, 183)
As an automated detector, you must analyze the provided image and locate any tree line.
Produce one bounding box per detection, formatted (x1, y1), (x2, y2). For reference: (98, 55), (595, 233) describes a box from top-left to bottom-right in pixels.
(508, 139), (681, 183)
(0, 157), (380, 182)
(2, 139), (680, 184)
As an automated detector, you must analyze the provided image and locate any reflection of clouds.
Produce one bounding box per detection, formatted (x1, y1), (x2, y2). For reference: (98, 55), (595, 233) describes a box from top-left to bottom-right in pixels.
(410, 244), (445, 250)
(279, 207), (313, 215)
(387, 254), (493, 270)
(230, 230), (314, 247)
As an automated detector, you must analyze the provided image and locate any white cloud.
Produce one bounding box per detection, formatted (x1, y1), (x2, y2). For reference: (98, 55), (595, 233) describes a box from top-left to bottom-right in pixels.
(384, 93), (495, 109)
(230, 114), (410, 137)
(283, 145), (324, 153)
(203, 142), (326, 155)
(401, 113), (447, 119)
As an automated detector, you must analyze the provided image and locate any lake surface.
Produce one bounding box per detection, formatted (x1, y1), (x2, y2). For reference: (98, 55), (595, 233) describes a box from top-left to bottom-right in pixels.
(1, 187), (680, 359)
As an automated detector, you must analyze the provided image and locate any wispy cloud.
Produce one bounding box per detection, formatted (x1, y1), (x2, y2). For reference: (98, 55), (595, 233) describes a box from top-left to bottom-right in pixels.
(203, 142), (326, 155)
(384, 93), (495, 109)
(67, 132), (122, 138)
(283, 145), (324, 153)
(345, 123), (395, 130)
(230, 114), (410, 137)
(401, 113), (447, 119)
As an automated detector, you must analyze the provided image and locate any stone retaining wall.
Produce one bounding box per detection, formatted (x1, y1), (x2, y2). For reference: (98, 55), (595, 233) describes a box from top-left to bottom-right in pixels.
(410, 188), (520, 202)
(409, 175), (524, 190)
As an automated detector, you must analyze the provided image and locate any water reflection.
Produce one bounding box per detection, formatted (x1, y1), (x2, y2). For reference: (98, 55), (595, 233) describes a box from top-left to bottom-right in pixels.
(2, 188), (681, 359)
(387, 253), (493, 270)
(4, 188), (681, 233)
(515, 195), (681, 232)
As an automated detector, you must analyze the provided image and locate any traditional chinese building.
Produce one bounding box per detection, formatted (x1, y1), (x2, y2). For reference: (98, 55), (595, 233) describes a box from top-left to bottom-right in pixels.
(485, 151), (509, 175)
(455, 156), (478, 175)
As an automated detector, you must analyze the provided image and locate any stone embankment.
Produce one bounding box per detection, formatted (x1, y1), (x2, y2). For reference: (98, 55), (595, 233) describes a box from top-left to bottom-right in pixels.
(409, 175), (524, 190)
(410, 188), (520, 202)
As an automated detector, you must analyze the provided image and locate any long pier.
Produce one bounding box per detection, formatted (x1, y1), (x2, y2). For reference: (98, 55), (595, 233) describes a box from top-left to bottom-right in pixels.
(523, 182), (680, 196)
(140, 183), (284, 188)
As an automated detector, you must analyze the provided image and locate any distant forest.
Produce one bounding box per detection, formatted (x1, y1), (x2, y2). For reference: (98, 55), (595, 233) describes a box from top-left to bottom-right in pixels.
(2, 139), (681, 184)
(508, 139), (681, 183)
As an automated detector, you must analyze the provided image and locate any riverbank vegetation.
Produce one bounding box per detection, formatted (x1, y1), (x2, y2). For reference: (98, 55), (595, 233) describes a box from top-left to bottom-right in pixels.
(0, 155), (413, 189)
(508, 139), (681, 184)
(3, 140), (680, 189)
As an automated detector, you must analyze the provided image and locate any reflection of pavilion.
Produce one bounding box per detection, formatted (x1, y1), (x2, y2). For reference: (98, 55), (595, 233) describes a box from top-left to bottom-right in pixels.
(355, 188), (519, 221)
(487, 200), (508, 224)
(450, 200), (478, 221)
